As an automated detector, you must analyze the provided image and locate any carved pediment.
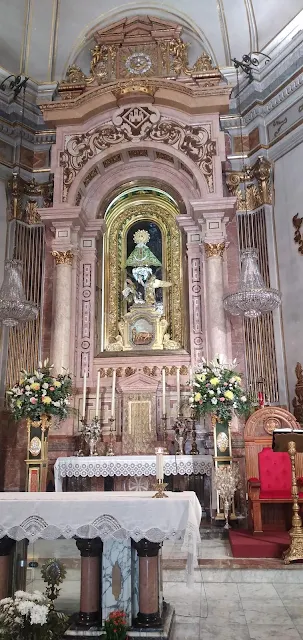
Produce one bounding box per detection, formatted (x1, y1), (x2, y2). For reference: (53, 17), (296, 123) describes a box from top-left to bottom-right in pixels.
(94, 15), (182, 45)
(117, 370), (160, 393)
(57, 14), (222, 100)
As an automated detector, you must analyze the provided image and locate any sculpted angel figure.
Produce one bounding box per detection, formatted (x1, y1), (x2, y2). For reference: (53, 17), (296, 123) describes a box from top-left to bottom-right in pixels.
(144, 274), (171, 305)
(122, 278), (144, 305)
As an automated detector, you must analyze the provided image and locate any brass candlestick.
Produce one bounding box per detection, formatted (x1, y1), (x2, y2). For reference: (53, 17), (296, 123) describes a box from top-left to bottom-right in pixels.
(283, 440), (303, 563)
(106, 417), (115, 456)
(152, 481), (168, 498)
(162, 414), (168, 453)
(190, 419), (199, 455)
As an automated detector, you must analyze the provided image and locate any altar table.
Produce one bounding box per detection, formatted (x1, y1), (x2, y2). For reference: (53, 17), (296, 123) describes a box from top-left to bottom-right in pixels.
(0, 491), (201, 637)
(54, 454), (213, 492)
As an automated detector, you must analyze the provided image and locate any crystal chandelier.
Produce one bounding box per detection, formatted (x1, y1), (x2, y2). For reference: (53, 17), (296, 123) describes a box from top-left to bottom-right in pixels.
(0, 259), (39, 327)
(224, 249), (281, 318)
(223, 55), (281, 319)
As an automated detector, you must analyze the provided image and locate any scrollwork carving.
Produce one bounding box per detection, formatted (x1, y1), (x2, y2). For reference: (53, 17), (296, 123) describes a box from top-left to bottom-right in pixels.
(60, 107), (216, 200)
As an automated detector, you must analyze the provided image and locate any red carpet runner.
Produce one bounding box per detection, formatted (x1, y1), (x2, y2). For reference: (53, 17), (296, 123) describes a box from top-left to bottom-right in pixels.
(229, 530), (290, 558)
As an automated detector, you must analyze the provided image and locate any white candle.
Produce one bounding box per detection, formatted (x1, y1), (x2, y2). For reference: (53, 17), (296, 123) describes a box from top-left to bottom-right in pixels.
(176, 367), (181, 415)
(162, 367), (166, 416)
(82, 370), (87, 419)
(156, 448), (164, 482)
(111, 369), (116, 418)
(95, 370), (101, 419)
(189, 366), (193, 385)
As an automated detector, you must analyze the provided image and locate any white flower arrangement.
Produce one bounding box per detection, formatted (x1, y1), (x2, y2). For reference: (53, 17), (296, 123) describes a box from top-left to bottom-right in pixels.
(0, 590), (67, 640)
(7, 359), (73, 422)
(190, 355), (253, 422)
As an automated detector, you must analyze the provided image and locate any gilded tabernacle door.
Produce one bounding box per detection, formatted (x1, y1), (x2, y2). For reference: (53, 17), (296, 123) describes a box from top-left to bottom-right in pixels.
(102, 190), (183, 352)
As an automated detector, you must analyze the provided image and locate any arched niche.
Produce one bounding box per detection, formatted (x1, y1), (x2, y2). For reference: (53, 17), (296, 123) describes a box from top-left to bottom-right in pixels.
(100, 187), (184, 350)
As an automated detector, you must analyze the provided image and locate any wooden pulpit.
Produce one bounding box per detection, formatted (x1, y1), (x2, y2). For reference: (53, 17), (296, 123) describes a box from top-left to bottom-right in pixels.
(273, 429), (303, 563)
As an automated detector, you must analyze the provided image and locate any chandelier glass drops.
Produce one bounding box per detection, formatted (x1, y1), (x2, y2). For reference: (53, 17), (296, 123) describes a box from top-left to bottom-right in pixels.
(0, 259), (39, 327)
(223, 248), (281, 318)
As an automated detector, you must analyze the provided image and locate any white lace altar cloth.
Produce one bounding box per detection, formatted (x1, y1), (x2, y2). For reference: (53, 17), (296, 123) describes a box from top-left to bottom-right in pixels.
(0, 491), (201, 579)
(54, 454), (212, 492)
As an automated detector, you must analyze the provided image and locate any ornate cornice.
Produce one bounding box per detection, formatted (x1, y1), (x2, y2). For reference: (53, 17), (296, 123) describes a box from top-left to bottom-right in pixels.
(225, 156), (272, 211)
(51, 250), (74, 266)
(204, 242), (225, 258)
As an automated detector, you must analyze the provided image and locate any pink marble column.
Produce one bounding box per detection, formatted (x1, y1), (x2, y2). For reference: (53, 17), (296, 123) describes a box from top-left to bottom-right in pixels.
(134, 539), (161, 628)
(76, 538), (103, 626)
(0, 538), (15, 599)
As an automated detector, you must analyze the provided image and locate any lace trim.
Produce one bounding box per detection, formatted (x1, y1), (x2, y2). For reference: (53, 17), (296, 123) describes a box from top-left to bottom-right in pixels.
(55, 458), (212, 480)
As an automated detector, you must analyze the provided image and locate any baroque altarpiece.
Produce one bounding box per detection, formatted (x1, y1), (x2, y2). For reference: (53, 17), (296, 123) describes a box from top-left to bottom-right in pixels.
(3, 15), (264, 487)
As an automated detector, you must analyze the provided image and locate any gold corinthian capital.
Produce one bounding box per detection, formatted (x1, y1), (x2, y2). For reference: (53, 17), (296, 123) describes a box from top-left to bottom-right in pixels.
(204, 242), (225, 258)
(51, 250), (74, 266)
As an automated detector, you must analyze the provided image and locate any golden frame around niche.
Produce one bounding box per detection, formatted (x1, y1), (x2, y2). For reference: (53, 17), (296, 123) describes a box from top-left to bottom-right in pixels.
(103, 194), (183, 348)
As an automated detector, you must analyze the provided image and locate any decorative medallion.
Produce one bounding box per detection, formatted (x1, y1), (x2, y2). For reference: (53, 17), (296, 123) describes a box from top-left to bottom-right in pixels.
(125, 52), (152, 75)
(264, 417), (281, 434)
(29, 437), (42, 457)
(217, 431), (229, 453)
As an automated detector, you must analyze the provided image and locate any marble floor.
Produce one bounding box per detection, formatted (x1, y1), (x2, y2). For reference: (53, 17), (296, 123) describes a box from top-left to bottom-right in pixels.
(26, 540), (303, 640)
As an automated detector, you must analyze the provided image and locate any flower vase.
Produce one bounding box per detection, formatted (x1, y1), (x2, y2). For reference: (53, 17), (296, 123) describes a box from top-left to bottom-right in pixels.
(26, 413), (51, 492)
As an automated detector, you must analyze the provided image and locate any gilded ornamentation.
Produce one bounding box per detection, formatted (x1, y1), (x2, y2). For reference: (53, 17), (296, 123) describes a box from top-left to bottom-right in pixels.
(60, 107), (216, 199)
(113, 81), (157, 101)
(204, 242), (225, 258)
(293, 362), (303, 424)
(225, 157), (272, 210)
(88, 44), (118, 84)
(104, 200), (183, 347)
(24, 200), (41, 224)
(292, 214), (303, 255)
(180, 365), (188, 375)
(7, 174), (53, 220)
(62, 65), (87, 85)
(122, 392), (156, 455)
(51, 250), (74, 266)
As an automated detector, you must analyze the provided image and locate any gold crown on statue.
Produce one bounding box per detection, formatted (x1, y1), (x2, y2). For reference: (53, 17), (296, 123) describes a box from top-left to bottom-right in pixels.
(133, 229), (150, 245)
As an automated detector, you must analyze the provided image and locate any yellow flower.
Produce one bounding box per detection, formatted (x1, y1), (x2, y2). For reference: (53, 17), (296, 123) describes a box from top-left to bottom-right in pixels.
(30, 382), (40, 391)
(210, 377), (219, 386)
(19, 379), (25, 386)
(234, 376), (241, 384)
(42, 396), (52, 404)
(224, 390), (234, 400)
(54, 381), (61, 388)
(196, 374), (206, 383)
(194, 392), (201, 402)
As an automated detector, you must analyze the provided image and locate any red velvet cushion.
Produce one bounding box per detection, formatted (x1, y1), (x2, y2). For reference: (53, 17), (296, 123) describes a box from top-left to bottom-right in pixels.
(258, 448), (292, 499)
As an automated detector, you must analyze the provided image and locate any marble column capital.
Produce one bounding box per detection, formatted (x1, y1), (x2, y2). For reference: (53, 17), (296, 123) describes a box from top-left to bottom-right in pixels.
(0, 537), (15, 556)
(51, 249), (74, 266)
(204, 241), (226, 259)
(134, 539), (161, 558)
(76, 537), (103, 558)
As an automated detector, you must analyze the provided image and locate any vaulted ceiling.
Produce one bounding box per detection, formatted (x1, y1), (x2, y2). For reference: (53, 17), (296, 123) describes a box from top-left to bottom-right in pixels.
(1, 0), (302, 83)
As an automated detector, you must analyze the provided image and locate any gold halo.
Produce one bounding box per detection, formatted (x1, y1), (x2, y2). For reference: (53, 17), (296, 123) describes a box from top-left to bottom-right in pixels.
(133, 229), (150, 245)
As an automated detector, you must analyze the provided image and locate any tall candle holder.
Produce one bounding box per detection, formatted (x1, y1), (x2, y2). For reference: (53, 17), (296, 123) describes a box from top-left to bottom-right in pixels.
(190, 418), (199, 455)
(161, 414), (168, 453)
(80, 416), (101, 456)
(106, 417), (116, 456)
